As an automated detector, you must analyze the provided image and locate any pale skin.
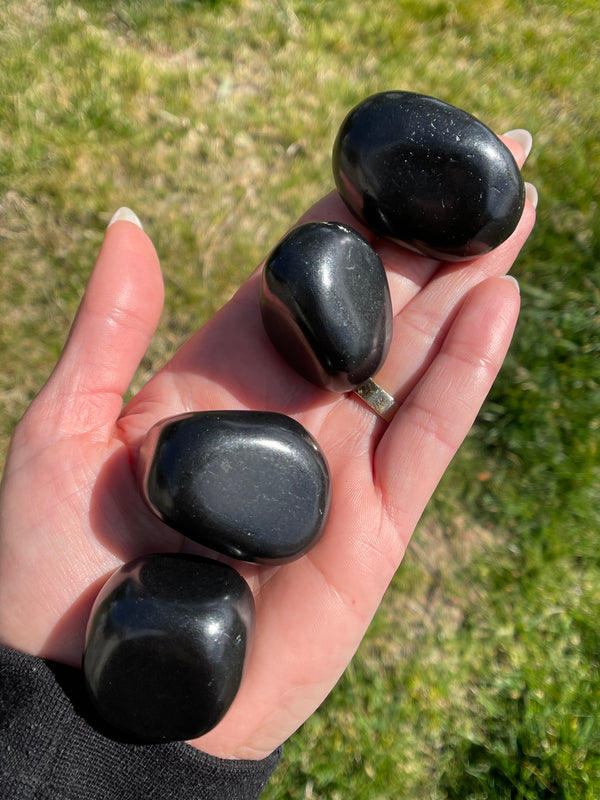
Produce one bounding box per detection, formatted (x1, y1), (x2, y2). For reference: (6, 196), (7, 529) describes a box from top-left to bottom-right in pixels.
(0, 135), (535, 761)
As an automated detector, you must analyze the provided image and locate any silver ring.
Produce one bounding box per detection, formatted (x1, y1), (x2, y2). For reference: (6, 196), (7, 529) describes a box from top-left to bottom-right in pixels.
(353, 378), (399, 422)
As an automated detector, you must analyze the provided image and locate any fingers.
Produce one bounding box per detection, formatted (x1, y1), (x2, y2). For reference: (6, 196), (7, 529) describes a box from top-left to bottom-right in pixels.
(374, 275), (521, 546)
(301, 132), (535, 390)
(367, 129), (536, 404)
(374, 189), (536, 403)
(287, 275), (521, 629)
(32, 210), (164, 441)
(500, 130), (533, 166)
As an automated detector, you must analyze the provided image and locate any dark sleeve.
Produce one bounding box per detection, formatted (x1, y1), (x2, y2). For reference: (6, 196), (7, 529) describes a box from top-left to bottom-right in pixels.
(0, 646), (282, 800)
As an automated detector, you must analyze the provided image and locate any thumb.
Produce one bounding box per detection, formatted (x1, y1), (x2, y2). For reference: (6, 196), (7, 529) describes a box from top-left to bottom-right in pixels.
(30, 208), (164, 442)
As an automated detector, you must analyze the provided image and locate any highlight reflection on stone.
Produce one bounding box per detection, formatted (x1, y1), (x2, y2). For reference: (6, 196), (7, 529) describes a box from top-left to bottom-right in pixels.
(139, 411), (332, 564)
(260, 221), (392, 392)
(83, 553), (254, 743)
(332, 91), (525, 261)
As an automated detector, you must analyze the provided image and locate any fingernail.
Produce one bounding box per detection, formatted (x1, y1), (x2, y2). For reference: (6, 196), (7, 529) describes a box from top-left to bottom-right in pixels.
(503, 129), (533, 159)
(524, 181), (538, 210)
(108, 207), (143, 230)
(501, 275), (520, 294)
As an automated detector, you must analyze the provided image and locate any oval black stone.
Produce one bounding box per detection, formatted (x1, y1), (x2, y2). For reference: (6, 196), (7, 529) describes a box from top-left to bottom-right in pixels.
(332, 91), (525, 261)
(260, 221), (392, 392)
(139, 411), (331, 563)
(83, 553), (254, 743)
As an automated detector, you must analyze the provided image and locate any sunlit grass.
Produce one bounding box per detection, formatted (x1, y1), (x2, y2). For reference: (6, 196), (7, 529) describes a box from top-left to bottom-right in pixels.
(1, 0), (599, 796)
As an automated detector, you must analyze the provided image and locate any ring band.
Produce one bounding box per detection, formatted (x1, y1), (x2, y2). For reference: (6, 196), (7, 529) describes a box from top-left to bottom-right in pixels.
(353, 378), (399, 422)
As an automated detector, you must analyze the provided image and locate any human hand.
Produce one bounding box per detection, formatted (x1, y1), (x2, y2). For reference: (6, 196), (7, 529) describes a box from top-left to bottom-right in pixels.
(0, 135), (536, 760)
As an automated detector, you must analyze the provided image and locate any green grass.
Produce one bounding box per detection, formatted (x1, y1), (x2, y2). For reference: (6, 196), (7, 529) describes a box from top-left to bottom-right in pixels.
(1, 0), (599, 796)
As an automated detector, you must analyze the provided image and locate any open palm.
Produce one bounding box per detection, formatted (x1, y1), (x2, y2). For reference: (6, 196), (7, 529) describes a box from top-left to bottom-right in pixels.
(0, 137), (535, 760)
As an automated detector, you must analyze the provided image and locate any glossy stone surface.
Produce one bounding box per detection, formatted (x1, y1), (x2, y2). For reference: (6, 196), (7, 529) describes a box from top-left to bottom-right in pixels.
(260, 221), (392, 392)
(332, 91), (525, 261)
(139, 410), (331, 563)
(83, 553), (254, 743)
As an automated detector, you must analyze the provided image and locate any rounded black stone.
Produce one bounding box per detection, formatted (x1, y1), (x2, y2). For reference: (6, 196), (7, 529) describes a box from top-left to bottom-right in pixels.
(139, 410), (332, 563)
(332, 91), (525, 261)
(260, 221), (392, 392)
(83, 553), (254, 743)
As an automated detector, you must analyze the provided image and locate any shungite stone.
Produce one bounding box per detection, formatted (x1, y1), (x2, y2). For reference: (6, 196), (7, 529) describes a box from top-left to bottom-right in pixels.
(260, 221), (392, 392)
(332, 91), (525, 261)
(139, 410), (331, 563)
(83, 553), (254, 743)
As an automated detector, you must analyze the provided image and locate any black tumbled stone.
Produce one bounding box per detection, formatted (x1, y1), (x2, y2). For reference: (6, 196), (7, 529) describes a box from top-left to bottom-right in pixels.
(332, 91), (525, 261)
(260, 221), (392, 392)
(139, 411), (331, 563)
(83, 553), (254, 743)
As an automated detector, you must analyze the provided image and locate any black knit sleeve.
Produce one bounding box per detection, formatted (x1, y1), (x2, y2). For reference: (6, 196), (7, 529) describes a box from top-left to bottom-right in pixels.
(0, 646), (282, 800)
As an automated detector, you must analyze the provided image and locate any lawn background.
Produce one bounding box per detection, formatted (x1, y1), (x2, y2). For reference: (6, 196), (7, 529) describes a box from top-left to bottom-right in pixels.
(1, 0), (599, 797)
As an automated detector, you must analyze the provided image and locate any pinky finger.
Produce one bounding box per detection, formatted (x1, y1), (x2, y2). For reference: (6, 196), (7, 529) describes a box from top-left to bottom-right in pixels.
(374, 275), (521, 542)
